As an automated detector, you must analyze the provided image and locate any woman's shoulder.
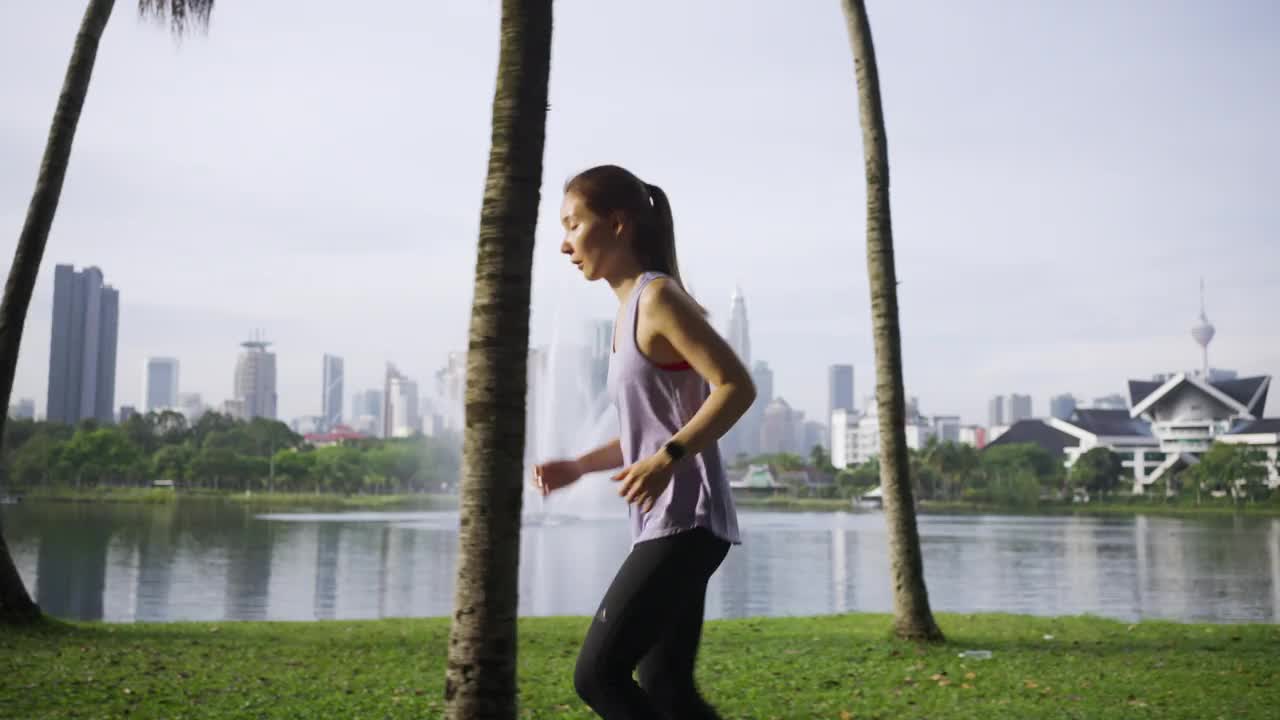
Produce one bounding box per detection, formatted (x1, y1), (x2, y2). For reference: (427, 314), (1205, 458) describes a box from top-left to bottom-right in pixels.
(636, 274), (687, 315)
(638, 274), (707, 323)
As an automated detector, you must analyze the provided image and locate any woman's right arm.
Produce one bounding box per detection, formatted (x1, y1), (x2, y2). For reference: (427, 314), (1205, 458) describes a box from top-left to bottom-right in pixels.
(533, 439), (624, 496)
(576, 438), (623, 474)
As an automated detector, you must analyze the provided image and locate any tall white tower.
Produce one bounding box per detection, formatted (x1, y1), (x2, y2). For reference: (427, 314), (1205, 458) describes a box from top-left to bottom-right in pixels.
(234, 332), (277, 420)
(726, 286), (750, 366)
(1190, 278), (1215, 377)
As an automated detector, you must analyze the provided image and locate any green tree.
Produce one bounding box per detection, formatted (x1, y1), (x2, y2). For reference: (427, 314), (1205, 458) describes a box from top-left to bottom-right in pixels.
(981, 443), (1063, 493)
(151, 445), (195, 483)
(59, 427), (143, 487)
(2, 419), (40, 462)
(8, 433), (66, 488)
(312, 446), (367, 496)
(1188, 442), (1270, 504)
(836, 458), (881, 499)
(810, 444), (835, 472)
(271, 449), (317, 492)
(444, 0), (553, 714)
(121, 412), (160, 456)
(241, 417), (301, 457)
(0, 1), (215, 624)
(368, 442), (422, 493)
(422, 436), (462, 492)
(188, 447), (240, 491)
(842, 0), (942, 642)
(190, 411), (237, 447)
(923, 441), (981, 501)
(152, 410), (190, 446)
(988, 469), (1042, 508)
(908, 451), (942, 501)
(202, 429), (252, 455)
(1069, 447), (1123, 498)
(748, 452), (807, 470)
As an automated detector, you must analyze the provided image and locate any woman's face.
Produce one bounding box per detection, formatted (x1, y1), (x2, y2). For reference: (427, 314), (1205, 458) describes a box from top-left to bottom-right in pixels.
(559, 191), (618, 282)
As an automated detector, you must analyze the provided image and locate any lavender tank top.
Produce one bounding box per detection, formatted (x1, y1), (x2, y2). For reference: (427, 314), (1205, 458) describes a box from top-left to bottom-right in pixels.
(607, 271), (741, 546)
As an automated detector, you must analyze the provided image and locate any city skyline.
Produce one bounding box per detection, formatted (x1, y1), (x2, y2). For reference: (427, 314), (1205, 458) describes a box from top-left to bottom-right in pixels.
(45, 264), (118, 426)
(9, 276), (1275, 435)
(3, 1), (1278, 428)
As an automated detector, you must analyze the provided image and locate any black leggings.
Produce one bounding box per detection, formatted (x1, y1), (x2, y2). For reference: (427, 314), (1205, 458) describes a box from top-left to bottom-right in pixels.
(574, 527), (730, 719)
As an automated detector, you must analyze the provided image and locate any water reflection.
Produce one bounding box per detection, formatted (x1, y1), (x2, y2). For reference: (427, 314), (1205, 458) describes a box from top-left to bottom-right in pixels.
(34, 506), (110, 620)
(3, 501), (1278, 624)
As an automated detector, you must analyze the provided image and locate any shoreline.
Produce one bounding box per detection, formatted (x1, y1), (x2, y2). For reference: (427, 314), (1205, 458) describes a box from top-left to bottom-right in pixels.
(9, 487), (460, 511)
(8, 487), (1280, 518)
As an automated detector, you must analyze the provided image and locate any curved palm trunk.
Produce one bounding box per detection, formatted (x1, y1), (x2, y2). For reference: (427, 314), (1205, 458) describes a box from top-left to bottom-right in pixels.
(443, 1), (552, 717)
(0, 0), (117, 626)
(841, 0), (943, 642)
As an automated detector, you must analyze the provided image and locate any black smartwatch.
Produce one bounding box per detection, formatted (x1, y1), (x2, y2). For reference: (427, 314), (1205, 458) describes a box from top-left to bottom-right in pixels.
(662, 440), (687, 462)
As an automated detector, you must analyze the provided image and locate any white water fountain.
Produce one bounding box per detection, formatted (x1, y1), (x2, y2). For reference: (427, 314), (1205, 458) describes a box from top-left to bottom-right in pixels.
(521, 287), (625, 525)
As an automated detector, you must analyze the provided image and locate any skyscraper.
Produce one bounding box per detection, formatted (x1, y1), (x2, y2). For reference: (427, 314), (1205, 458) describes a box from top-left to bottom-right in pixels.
(387, 373), (420, 438)
(46, 264), (119, 425)
(828, 364), (854, 424)
(144, 357), (179, 412)
(726, 286), (750, 366)
(322, 354), (344, 431)
(384, 363), (422, 438)
(233, 334), (277, 420)
(759, 397), (797, 454)
(351, 389), (384, 437)
(1049, 393), (1077, 421)
(178, 392), (206, 422)
(435, 351), (467, 433)
(987, 395), (1005, 427)
(1008, 393), (1033, 423)
(740, 360), (775, 456)
(752, 361), (774, 408)
(1091, 393), (1128, 410)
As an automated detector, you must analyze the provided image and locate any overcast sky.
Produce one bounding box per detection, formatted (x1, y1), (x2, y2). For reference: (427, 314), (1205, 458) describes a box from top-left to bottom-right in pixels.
(2, 0), (1277, 430)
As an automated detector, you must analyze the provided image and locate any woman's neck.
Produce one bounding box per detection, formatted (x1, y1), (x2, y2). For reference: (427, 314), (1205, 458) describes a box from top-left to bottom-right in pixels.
(605, 257), (648, 304)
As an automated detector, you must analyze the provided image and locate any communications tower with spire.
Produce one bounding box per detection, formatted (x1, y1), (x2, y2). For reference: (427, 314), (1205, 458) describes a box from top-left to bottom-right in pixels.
(1190, 277), (1215, 378)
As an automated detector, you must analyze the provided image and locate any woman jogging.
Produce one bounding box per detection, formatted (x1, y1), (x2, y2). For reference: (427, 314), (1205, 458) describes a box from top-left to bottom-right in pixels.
(533, 164), (755, 718)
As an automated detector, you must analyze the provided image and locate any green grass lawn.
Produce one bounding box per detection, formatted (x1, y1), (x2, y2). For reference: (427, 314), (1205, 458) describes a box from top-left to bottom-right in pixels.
(3, 613), (1276, 719)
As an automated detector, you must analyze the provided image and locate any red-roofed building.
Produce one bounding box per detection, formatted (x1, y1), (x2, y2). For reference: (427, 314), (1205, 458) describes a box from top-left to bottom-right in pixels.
(304, 424), (368, 447)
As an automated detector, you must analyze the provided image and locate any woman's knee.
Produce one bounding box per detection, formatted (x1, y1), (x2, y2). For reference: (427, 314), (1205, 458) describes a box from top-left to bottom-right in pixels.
(639, 667), (693, 708)
(573, 652), (598, 703)
(574, 649), (618, 706)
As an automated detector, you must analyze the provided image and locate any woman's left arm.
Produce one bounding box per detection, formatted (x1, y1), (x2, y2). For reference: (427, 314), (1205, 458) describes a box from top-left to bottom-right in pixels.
(614, 278), (757, 509)
(646, 279), (756, 455)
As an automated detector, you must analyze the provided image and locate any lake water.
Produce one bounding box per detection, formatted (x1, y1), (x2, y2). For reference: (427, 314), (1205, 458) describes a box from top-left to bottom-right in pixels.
(3, 500), (1277, 624)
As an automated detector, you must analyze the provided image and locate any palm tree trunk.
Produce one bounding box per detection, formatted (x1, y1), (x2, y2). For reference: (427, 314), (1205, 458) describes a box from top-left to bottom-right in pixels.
(841, 0), (943, 643)
(443, 1), (552, 717)
(0, 0), (116, 626)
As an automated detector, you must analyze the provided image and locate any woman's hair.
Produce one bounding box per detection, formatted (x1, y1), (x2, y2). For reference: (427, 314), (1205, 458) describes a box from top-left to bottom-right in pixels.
(564, 165), (689, 292)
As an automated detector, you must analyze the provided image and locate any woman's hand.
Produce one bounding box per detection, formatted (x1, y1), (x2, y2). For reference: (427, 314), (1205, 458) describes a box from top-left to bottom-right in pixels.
(612, 453), (675, 513)
(532, 459), (583, 497)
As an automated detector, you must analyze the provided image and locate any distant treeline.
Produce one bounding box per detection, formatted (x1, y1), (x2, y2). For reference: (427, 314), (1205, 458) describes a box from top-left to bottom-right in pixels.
(1, 411), (461, 495)
(741, 439), (1277, 507)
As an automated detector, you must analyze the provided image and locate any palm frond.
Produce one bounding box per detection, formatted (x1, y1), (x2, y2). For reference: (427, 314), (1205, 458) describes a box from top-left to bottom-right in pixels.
(137, 0), (215, 35)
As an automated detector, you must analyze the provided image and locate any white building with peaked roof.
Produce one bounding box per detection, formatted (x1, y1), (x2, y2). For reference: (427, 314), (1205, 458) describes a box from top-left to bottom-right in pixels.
(1126, 372), (1271, 485)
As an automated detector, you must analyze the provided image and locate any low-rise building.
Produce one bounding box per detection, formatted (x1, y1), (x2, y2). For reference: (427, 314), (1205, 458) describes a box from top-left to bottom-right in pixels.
(304, 424), (369, 448)
(986, 373), (1277, 492)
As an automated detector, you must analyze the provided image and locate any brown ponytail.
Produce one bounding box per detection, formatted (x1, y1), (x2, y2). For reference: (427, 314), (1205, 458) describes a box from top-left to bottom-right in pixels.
(565, 165), (691, 293)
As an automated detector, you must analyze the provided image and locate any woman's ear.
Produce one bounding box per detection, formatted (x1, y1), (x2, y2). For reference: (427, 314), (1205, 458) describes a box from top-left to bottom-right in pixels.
(612, 211), (626, 240)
